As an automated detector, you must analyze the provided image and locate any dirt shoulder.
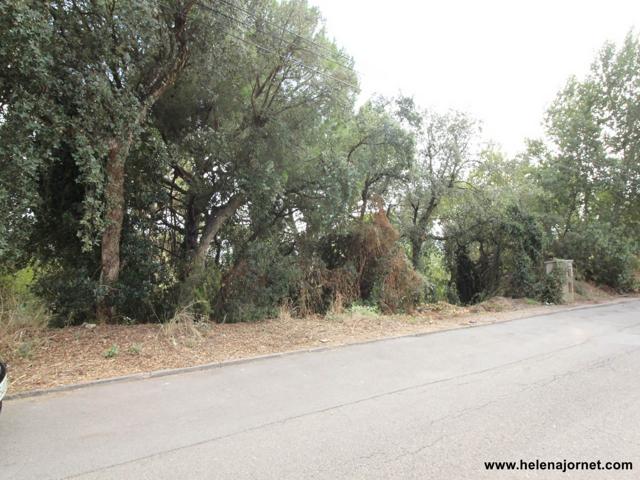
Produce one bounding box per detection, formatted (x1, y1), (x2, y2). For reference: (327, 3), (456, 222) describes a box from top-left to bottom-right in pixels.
(2, 289), (636, 396)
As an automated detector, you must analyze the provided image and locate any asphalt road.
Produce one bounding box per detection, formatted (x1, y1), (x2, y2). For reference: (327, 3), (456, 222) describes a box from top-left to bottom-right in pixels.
(2, 300), (640, 479)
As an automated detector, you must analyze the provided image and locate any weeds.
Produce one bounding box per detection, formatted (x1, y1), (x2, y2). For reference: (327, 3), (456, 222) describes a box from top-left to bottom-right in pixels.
(103, 344), (119, 358)
(0, 288), (50, 333)
(17, 340), (35, 359)
(0, 285), (50, 360)
(160, 304), (205, 345)
(347, 303), (380, 316)
(277, 299), (295, 322)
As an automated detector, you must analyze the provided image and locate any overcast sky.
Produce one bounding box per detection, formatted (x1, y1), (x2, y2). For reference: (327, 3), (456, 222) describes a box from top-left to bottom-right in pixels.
(309, 0), (640, 155)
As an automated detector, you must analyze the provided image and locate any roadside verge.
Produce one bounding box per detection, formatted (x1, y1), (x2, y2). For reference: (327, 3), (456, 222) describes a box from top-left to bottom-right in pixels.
(6, 296), (638, 401)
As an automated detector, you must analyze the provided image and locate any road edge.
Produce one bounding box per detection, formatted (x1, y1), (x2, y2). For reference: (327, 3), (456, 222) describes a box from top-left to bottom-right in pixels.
(6, 296), (639, 401)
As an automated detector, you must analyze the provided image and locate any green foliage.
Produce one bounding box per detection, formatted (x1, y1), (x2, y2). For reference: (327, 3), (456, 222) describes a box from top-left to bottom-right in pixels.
(1, 2), (638, 326)
(0, 268), (35, 296)
(554, 224), (638, 292)
(444, 193), (549, 304)
(501, 206), (545, 298)
(345, 96), (416, 218)
(113, 228), (176, 321)
(128, 344), (142, 356)
(33, 266), (98, 327)
(179, 267), (222, 320)
(535, 268), (564, 305)
(347, 303), (380, 316)
(527, 32), (640, 293)
(398, 109), (480, 271)
(103, 345), (119, 359)
(0, 275), (49, 355)
(214, 240), (301, 323)
(421, 247), (449, 303)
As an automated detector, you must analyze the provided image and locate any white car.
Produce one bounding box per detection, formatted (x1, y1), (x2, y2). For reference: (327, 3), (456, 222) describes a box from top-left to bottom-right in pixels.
(0, 362), (7, 413)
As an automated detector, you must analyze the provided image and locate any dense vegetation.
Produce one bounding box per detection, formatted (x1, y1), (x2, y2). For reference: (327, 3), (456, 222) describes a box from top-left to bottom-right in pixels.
(1, 1), (638, 326)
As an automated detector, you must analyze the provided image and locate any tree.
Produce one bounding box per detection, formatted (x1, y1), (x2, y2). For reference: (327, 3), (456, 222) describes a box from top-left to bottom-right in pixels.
(436, 148), (551, 303)
(343, 96), (416, 219)
(0, 1), (204, 321)
(527, 31), (640, 291)
(152, 0), (358, 301)
(400, 110), (479, 270)
(538, 31), (640, 238)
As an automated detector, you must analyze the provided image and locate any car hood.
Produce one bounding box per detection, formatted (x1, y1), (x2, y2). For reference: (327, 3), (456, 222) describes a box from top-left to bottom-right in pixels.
(0, 363), (7, 401)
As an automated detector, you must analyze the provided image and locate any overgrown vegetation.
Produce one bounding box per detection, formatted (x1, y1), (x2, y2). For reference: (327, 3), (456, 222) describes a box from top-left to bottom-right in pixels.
(0, 1), (637, 329)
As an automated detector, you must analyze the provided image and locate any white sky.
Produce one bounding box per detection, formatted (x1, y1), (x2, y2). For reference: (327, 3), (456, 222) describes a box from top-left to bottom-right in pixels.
(309, 0), (640, 155)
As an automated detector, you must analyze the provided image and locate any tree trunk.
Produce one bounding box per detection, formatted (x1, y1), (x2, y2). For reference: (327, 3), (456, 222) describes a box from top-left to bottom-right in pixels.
(359, 179), (370, 220)
(97, 139), (129, 323)
(190, 195), (244, 275)
(96, 2), (197, 322)
(180, 193), (200, 277)
(410, 233), (423, 271)
(409, 195), (439, 272)
(178, 195), (244, 306)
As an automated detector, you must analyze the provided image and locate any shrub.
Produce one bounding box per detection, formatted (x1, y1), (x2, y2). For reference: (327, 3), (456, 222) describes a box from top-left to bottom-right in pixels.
(445, 204), (547, 304)
(347, 303), (380, 316)
(213, 240), (301, 323)
(33, 230), (176, 325)
(374, 252), (425, 313)
(33, 266), (98, 327)
(555, 223), (638, 292)
(310, 211), (424, 314)
(103, 344), (119, 358)
(296, 258), (359, 316)
(535, 268), (563, 304)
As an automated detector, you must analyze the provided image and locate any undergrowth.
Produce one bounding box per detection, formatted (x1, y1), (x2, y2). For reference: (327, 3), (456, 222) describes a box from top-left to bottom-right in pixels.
(0, 280), (50, 361)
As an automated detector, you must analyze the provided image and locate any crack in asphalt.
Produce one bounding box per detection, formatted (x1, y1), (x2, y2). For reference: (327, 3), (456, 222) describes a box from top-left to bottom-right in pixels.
(384, 435), (447, 465)
(530, 346), (640, 389)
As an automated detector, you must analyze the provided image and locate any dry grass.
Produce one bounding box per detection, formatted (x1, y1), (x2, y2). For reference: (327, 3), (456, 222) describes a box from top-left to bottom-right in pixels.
(574, 280), (617, 301)
(1, 285), (633, 396)
(159, 304), (205, 344)
(0, 289), (50, 363)
(0, 290), (49, 332)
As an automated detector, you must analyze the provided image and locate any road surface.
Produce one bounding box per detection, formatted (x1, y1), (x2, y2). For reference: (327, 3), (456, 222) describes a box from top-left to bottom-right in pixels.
(2, 300), (640, 479)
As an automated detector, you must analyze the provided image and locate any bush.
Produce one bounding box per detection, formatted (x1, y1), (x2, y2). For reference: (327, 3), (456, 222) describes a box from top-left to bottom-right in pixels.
(33, 266), (98, 326)
(445, 204), (547, 304)
(295, 256), (359, 316)
(507, 252), (538, 299)
(535, 268), (563, 304)
(213, 240), (301, 323)
(310, 211), (424, 314)
(0, 275), (50, 356)
(113, 231), (176, 322)
(555, 224), (638, 292)
(373, 252), (425, 313)
(33, 229), (176, 325)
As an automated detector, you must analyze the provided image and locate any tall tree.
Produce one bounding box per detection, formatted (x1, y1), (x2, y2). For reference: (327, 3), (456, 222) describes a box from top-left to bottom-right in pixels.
(537, 31), (640, 238)
(400, 110), (479, 270)
(343, 96), (416, 219)
(152, 0), (357, 297)
(95, 0), (199, 321)
(0, 1), (204, 320)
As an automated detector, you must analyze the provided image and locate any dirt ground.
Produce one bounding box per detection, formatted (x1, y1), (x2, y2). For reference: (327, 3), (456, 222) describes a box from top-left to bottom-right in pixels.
(1, 283), (633, 396)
